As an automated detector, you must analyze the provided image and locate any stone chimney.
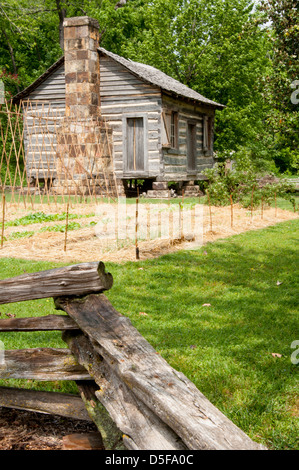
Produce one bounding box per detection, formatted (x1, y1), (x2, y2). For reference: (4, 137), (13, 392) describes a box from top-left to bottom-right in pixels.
(53, 17), (120, 197)
(63, 16), (100, 119)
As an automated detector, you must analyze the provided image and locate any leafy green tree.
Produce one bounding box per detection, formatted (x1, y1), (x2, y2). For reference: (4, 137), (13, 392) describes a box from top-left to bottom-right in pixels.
(260, 0), (299, 174)
(120, 0), (272, 164)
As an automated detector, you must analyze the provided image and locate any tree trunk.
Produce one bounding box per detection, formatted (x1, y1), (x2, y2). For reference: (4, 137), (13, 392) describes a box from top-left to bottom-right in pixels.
(55, 0), (67, 50)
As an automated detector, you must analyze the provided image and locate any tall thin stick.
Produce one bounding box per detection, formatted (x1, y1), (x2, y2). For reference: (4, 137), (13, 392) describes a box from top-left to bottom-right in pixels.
(135, 196), (139, 260)
(230, 194), (233, 228)
(1, 194), (5, 249)
(146, 204), (150, 241)
(251, 185), (255, 221)
(274, 191), (277, 217)
(206, 189), (212, 232)
(179, 202), (183, 240)
(169, 206), (173, 243)
(64, 202), (69, 252)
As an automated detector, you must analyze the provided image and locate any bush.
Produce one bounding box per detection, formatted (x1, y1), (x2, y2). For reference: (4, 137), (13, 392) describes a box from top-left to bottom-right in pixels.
(203, 162), (296, 209)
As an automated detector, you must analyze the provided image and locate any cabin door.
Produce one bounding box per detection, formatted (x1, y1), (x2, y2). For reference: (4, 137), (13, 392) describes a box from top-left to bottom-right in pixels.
(126, 117), (145, 172)
(187, 122), (197, 172)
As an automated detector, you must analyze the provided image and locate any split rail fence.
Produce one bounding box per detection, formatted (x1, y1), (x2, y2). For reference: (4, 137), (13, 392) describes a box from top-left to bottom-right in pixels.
(0, 261), (266, 450)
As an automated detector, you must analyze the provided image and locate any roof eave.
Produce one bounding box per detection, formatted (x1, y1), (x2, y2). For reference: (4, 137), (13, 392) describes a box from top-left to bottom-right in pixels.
(12, 56), (64, 104)
(98, 48), (225, 110)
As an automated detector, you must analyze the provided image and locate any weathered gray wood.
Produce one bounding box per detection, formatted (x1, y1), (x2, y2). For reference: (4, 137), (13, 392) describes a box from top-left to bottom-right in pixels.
(0, 386), (92, 421)
(0, 348), (91, 381)
(28, 64), (65, 101)
(63, 330), (187, 450)
(0, 314), (78, 331)
(0, 261), (113, 305)
(56, 294), (266, 450)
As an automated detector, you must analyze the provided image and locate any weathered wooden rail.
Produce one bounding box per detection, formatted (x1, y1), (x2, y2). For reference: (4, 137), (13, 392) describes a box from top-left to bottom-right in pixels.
(0, 262), (266, 450)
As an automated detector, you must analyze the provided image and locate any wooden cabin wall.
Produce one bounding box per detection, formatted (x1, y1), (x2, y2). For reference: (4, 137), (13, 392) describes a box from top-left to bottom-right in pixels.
(22, 58), (216, 184)
(99, 55), (163, 179)
(161, 94), (215, 181)
(22, 66), (66, 180)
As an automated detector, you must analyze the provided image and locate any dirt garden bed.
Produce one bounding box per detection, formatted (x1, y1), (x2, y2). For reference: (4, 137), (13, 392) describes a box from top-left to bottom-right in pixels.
(0, 201), (297, 263)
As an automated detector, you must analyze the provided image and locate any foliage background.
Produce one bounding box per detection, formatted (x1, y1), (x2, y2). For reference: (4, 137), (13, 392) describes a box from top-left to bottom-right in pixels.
(0, 0), (298, 174)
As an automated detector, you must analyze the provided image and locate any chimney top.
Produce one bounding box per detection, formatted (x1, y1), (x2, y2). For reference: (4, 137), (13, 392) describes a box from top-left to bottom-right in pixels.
(63, 16), (100, 119)
(63, 16), (99, 29)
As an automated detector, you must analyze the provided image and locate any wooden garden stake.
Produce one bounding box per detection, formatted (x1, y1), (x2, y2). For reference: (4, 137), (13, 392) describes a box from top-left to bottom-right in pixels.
(135, 197), (139, 260)
(64, 202), (69, 252)
(230, 194), (233, 228)
(1, 194), (5, 249)
(146, 204), (150, 241)
(169, 207), (173, 243)
(251, 185), (255, 221)
(179, 202), (182, 240)
(206, 189), (212, 232)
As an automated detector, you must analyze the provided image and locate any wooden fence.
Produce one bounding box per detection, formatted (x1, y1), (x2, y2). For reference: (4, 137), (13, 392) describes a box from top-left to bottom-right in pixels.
(0, 261), (266, 450)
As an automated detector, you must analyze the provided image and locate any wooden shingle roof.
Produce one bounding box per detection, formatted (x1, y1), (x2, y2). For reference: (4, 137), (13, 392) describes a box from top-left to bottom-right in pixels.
(99, 48), (225, 109)
(13, 48), (225, 109)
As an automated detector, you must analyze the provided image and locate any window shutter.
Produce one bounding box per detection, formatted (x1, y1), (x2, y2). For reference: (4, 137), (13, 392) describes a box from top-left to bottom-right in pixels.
(162, 111), (171, 146)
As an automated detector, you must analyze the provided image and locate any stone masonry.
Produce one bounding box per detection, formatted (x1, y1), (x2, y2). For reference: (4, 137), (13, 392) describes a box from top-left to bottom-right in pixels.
(53, 17), (119, 197)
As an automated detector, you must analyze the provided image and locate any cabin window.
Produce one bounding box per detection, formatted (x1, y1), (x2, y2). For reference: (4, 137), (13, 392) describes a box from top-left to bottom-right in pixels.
(126, 117), (145, 172)
(203, 116), (213, 154)
(187, 121), (197, 172)
(162, 110), (178, 149)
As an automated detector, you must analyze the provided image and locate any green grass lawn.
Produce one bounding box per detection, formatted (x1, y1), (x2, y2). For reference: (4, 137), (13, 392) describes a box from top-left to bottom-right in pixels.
(0, 218), (298, 450)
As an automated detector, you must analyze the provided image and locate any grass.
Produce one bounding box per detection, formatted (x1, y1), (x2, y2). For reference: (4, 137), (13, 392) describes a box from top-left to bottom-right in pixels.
(0, 218), (298, 449)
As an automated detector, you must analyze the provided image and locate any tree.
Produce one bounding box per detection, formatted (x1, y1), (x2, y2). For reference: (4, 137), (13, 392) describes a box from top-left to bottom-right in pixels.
(0, 0), (135, 90)
(119, 0), (272, 164)
(260, 0), (299, 173)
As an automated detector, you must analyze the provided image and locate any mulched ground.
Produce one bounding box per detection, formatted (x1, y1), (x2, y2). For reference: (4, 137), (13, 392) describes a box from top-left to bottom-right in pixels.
(0, 406), (99, 450)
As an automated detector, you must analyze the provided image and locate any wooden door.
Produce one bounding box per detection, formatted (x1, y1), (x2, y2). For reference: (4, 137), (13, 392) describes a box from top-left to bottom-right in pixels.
(126, 117), (145, 172)
(187, 122), (197, 172)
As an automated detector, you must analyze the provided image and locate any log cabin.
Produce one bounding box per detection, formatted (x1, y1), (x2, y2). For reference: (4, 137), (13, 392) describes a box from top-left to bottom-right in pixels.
(13, 16), (225, 198)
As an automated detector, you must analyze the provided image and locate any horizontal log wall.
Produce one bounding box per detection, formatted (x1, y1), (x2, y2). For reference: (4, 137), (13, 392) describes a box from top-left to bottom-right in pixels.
(99, 55), (163, 179)
(162, 94), (215, 181)
(22, 66), (66, 178)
